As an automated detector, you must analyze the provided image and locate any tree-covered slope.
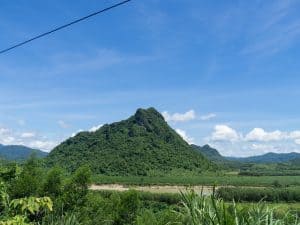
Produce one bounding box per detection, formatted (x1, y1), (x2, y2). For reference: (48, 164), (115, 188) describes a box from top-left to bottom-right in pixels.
(191, 144), (243, 170)
(47, 107), (212, 175)
(191, 144), (225, 162)
(0, 144), (47, 161)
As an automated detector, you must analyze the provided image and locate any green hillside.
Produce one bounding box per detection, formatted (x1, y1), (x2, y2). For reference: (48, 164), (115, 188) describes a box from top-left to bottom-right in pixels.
(47, 107), (213, 175)
(0, 144), (47, 161)
(191, 144), (243, 170)
(191, 144), (225, 162)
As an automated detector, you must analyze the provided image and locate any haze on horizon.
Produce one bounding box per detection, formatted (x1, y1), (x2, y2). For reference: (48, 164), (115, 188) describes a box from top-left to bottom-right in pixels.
(0, 0), (300, 157)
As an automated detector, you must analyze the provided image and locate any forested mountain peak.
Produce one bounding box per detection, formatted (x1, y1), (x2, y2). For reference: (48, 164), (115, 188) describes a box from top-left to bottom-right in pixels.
(47, 107), (213, 175)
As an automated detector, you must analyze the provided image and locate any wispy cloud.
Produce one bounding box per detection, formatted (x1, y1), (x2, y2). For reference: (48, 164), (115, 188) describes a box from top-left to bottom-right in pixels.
(0, 125), (58, 151)
(162, 110), (196, 122)
(200, 113), (216, 121)
(241, 0), (300, 56)
(175, 128), (194, 144)
(89, 124), (103, 132)
(58, 120), (70, 129)
(0, 48), (160, 80)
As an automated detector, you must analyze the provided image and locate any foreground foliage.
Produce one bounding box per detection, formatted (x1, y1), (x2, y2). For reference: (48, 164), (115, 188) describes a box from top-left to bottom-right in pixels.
(0, 157), (299, 224)
(177, 191), (300, 225)
(217, 187), (300, 202)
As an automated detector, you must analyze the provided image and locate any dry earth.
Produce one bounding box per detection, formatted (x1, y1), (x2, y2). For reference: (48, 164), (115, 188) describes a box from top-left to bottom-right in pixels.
(90, 184), (216, 195)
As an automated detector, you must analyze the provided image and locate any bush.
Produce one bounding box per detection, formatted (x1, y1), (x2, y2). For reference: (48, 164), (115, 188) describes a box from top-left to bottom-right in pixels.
(216, 187), (300, 202)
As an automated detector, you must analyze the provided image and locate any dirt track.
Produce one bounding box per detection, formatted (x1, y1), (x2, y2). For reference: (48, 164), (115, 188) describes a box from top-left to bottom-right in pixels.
(90, 184), (215, 195)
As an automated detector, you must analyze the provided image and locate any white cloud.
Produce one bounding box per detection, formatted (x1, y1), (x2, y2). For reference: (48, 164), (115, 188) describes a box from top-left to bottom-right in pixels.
(70, 124), (103, 137)
(28, 140), (57, 150)
(211, 125), (240, 142)
(0, 128), (10, 135)
(289, 131), (300, 139)
(162, 110), (196, 122)
(251, 144), (277, 153)
(2, 136), (15, 145)
(209, 126), (300, 156)
(175, 129), (194, 144)
(89, 124), (103, 132)
(245, 128), (287, 142)
(58, 120), (70, 129)
(0, 125), (58, 151)
(71, 129), (84, 138)
(70, 124), (103, 138)
(295, 139), (300, 145)
(200, 113), (216, 121)
(0, 127), (15, 145)
(20, 132), (36, 138)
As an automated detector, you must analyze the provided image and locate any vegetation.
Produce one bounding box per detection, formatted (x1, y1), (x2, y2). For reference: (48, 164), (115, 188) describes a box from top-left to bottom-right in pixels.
(217, 187), (300, 202)
(192, 145), (225, 162)
(93, 174), (300, 187)
(47, 108), (213, 176)
(1, 108), (300, 224)
(177, 191), (300, 225)
(238, 162), (300, 176)
(0, 156), (299, 224)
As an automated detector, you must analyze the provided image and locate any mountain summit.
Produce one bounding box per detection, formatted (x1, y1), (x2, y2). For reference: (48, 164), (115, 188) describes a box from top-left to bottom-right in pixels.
(47, 107), (212, 175)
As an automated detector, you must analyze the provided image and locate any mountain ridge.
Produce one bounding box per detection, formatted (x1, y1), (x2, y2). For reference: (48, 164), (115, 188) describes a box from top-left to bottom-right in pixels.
(227, 152), (300, 163)
(191, 144), (300, 164)
(46, 107), (213, 175)
(0, 144), (47, 161)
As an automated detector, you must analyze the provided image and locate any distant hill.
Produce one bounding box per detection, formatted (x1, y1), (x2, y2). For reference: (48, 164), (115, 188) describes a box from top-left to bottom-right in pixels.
(227, 152), (300, 163)
(289, 158), (300, 166)
(191, 144), (300, 171)
(0, 144), (48, 161)
(47, 107), (213, 175)
(191, 144), (225, 162)
(191, 144), (243, 170)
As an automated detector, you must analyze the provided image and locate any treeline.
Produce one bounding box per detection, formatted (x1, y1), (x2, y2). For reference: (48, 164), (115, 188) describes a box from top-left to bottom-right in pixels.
(239, 169), (300, 176)
(238, 162), (300, 176)
(1, 156), (300, 224)
(217, 187), (300, 202)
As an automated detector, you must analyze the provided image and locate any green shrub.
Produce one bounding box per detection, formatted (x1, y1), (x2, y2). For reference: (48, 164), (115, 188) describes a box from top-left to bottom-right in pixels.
(216, 187), (300, 202)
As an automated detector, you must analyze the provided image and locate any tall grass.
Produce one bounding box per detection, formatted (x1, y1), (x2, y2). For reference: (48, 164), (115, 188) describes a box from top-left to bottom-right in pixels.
(178, 190), (300, 225)
(41, 213), (81, 225)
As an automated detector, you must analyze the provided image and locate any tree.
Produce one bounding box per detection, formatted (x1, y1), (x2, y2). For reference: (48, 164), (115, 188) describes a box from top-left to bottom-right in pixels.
(115, 190), (140, 225)
(41, 167), (63, 198)
(62, 165), (92, 210)
(11, 156), (43, 198)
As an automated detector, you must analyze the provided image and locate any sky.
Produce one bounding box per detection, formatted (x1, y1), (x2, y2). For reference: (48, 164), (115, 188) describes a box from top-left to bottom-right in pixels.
(0, 0), (300, 156)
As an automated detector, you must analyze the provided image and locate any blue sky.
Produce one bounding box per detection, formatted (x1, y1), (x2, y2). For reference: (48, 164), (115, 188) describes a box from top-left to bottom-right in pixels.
(0, 0), (300, 156)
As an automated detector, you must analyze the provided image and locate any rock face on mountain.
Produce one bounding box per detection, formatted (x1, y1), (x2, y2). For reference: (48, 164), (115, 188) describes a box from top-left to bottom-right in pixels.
(0, 144), (47, 161)
(47, 107), (212, 175)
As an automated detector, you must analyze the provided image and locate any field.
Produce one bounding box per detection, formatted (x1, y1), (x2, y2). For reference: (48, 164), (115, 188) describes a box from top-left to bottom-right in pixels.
(93, 174), (300, 187)
(90, 184), (215, 194)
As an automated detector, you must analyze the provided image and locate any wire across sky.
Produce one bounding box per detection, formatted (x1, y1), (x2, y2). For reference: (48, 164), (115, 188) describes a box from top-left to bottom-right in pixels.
(0, 0), (132, 55)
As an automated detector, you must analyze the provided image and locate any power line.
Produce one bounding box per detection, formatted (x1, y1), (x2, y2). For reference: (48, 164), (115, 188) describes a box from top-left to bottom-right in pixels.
(0, 0), (132, 55)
